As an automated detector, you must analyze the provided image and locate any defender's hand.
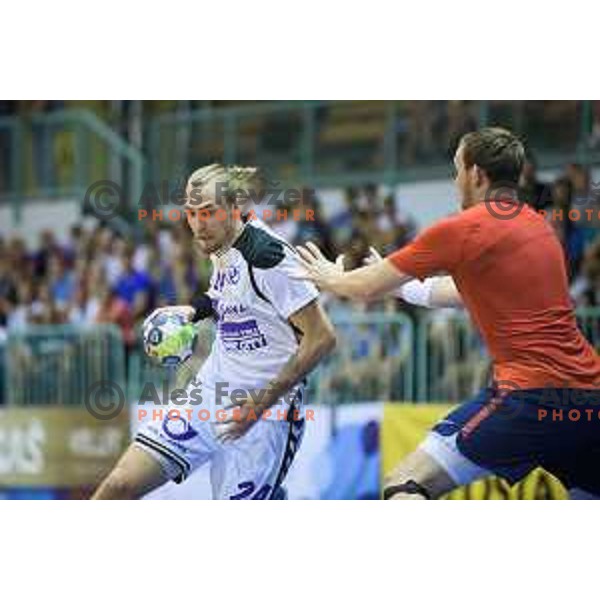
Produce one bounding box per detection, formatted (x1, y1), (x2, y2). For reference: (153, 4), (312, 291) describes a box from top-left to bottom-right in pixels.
(294, 242), (345, 291)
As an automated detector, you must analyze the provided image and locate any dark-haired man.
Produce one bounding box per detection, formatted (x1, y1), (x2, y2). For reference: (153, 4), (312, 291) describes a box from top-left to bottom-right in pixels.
(296, 127), (600, 500)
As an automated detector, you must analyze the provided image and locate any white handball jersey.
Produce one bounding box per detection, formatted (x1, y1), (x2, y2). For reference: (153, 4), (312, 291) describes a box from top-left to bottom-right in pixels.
(193, 220), (319, 420)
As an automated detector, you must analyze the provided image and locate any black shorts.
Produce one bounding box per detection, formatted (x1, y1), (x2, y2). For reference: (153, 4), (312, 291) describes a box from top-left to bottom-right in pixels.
(431, 387), (600, 494)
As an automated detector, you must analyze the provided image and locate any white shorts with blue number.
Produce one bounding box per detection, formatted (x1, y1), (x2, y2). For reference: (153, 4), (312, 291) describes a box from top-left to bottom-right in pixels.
(133, 399), (305, 500)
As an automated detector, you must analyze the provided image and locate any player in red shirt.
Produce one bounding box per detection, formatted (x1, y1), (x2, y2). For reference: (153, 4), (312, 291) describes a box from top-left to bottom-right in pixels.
(296, 127), (600, 499)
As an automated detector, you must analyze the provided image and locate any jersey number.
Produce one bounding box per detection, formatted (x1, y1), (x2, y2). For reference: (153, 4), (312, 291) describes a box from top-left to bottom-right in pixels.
(229, 481), (272, 500)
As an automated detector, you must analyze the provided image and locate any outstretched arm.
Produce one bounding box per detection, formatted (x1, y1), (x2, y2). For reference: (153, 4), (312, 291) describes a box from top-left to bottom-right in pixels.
(364, 246), (462, 308)
(295, 242), (412, 303)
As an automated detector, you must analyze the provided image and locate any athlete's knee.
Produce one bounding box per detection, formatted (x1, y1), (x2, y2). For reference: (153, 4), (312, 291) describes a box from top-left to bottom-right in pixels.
(383, 448), (455, 500)
(383, 480), (432, 500)
(92, 467), (141, 500)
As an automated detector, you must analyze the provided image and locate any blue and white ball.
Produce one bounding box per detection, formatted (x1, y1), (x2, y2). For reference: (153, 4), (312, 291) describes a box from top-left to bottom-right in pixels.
(142, 310), (197, 367)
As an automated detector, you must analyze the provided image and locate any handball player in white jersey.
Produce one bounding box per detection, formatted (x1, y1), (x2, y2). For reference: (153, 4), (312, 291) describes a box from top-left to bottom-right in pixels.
(92, 164), (336, 500)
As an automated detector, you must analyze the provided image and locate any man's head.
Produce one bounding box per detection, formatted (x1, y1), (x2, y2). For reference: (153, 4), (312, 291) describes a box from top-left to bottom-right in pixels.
(454, 127), (525, 210)
(184, 164), (263, 255)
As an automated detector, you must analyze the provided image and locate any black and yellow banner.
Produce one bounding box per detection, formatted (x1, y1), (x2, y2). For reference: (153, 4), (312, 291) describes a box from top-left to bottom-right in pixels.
(0, 408), (129, 487)
(383, 403), (567, 499)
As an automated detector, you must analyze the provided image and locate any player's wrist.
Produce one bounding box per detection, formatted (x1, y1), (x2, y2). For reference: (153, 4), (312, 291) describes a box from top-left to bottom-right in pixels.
(190, 293), (215, 323)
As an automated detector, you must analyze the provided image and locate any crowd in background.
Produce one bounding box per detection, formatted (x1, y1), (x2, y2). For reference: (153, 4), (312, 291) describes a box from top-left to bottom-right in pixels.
(1, 159), (599, 346)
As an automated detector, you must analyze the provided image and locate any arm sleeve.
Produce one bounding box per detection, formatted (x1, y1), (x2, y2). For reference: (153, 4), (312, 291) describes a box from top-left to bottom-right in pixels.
(253, 248), (320, 320)
(387, 214), (465, 280)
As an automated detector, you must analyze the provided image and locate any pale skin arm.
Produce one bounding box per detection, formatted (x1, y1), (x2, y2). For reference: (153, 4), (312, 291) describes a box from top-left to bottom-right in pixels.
(429, 276), (462, 308)
(296, 243), (463, 308)
(216, 299), (336, 442)
(364, 246), (463, 308)
(294, 243), (412, 303)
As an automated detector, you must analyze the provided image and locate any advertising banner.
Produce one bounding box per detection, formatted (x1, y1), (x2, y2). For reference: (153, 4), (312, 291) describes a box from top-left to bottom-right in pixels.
(0, 408), (129, 488)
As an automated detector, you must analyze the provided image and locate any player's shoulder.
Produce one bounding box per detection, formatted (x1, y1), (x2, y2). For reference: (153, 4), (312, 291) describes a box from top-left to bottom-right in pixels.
(233, 221), (287, 269)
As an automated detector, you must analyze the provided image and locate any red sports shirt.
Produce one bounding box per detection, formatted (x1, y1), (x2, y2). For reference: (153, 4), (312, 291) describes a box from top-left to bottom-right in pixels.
(388, 199), (600, 389)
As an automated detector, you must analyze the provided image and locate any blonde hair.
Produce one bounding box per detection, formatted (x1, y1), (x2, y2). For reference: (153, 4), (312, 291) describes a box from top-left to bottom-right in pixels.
(187, 163), (265, 206)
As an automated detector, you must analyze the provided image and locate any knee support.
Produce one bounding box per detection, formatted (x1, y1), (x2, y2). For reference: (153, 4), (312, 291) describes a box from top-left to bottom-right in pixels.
(383, 479), (432, 500)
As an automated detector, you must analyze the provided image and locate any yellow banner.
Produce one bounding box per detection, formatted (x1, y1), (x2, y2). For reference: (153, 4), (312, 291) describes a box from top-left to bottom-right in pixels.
(383, 403), (567, 499)
(0, 408), (129, 487)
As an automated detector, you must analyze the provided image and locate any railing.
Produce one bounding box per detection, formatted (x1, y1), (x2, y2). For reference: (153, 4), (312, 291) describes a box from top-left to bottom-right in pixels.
(416, 310), (489, 403)
(0, 109), (144, 225)
(2, 102), (598, 226)
(2, 324), (125, 406)
(311, 311), (414, 405)
(417, 307), (600, 403)
(2, 308), (600, 408)
(148, 100), (600, 190)
(125, 311), (414, 406)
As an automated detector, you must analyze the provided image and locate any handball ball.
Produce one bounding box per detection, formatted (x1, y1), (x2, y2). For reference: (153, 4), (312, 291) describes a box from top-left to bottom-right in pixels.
(143, 310), (197, 367)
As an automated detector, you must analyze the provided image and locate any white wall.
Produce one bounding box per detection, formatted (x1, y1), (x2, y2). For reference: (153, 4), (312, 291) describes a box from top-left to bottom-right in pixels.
(1, 198), (81, 246)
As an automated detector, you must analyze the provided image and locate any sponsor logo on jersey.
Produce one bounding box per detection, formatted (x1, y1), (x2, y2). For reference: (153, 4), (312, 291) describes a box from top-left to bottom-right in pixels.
(219, 319), (268, 352)
(161, 414), (199, 441)
(212, 266), (241, 293)
(216, 302), (250, 319)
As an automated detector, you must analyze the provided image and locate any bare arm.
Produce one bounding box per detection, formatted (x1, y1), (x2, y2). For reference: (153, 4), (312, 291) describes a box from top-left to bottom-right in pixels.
(363, 247), (463, 308)
(296, 243), (412, 303)
(429, 276), (462, 308)
(259, 299), (336, 410)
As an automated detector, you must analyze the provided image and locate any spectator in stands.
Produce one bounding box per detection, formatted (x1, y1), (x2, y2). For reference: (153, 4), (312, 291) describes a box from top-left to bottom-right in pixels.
(376, 194), (416, 254)
(294, 189), (336, 259)
(68, 279), (100, 326)
(566, 163), (591, 199)
(356, 183), (380, 213)
(94, 281), (136, 349)
(519, 155), (551, 210)
(33, 283), (65, 325)
(0, 255), (18, 329)
(100, 229), (127, 285)
(6, 236), (29, 275)
(328, 187), (357, 252)
(571, 236), (600, 307)
(549, 177), (586, 279)
(32, 230), (63, 279)
(63, 224), (85, 267)
(113, 246), (153, 322)
(47, 253), (75, 310)
(7, 280), (36, 332)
